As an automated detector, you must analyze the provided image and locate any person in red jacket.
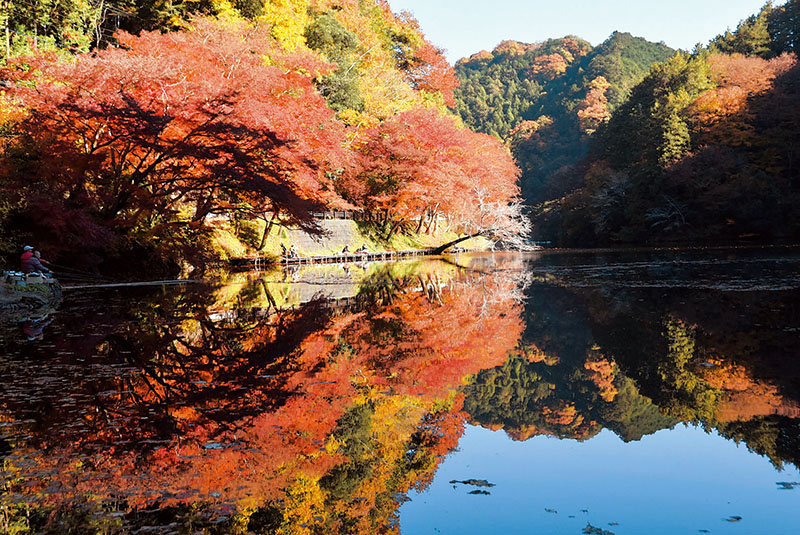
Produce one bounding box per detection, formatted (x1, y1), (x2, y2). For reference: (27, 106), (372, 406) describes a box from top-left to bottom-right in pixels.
(20, 245), (33, 269)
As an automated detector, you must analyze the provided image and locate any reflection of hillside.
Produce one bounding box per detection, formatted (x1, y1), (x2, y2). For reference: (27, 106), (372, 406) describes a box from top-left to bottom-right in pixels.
(464, 340), (676, 443)
(464, 276), (800, 468)
(0, 259), (525, 533)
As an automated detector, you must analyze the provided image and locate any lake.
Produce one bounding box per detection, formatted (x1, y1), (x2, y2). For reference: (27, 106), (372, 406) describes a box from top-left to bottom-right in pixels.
(1, 248), (799, 534)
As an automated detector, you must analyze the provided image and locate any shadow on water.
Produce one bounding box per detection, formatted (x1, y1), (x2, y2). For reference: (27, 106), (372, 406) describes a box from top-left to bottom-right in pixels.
(0, 249), (799, 533)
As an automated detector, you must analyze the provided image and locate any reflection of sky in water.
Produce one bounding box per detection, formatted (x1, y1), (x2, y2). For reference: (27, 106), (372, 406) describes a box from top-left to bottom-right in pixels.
(401, 425), (800, 534)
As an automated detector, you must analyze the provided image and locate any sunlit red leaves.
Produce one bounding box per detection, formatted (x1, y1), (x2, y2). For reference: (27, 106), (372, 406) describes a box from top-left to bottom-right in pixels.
(1, 17), (348, 249)
(402, 40), (460, 107)
(346, 107), (520, 234)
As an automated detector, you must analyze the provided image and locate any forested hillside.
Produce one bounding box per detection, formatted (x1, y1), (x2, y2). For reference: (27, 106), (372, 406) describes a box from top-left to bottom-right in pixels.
(453, 32), (674, 204)
(539, 0), (800, 246)
(0, 0), (527, 275)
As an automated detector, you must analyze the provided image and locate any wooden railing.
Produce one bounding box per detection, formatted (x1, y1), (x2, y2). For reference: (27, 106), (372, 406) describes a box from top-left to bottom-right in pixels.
(310, 210), (367, 220)
(231, 249), (436, 269)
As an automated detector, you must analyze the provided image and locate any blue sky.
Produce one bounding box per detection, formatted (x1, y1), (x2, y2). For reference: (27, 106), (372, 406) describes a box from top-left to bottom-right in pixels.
(386, 0), (784, 63)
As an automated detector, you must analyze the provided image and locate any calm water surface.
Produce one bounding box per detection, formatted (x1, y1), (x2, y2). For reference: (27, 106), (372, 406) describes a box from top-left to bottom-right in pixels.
(1, 248), (799, 534)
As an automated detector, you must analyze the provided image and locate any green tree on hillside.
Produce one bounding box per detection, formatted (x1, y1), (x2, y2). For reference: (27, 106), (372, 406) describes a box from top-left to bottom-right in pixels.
(768, 0), (800, 54)
(710, 2), (775, 58)
(710, 0), (800, 58)
(305, 12), (364, 111)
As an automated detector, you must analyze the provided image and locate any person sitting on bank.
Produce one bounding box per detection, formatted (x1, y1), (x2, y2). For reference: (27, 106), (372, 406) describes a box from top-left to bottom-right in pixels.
(342, 245), (350, 254)
(289, 244), (298, 258)
(356, 244), (368, 253)
(34, 250), (50, 267)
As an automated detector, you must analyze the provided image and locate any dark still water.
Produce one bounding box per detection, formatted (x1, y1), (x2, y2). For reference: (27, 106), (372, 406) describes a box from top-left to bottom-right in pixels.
(1, 249), (800, 534)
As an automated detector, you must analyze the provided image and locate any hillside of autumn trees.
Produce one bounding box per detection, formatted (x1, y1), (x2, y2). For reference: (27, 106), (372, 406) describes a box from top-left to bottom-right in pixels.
(453, 32), (675, 207)
(0, 1), (527, 275)
(525, 1), (800, 246)
(453, 1), (800, 247)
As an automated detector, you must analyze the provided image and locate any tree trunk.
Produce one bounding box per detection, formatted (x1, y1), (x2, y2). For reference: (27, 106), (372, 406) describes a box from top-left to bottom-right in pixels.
(415, 210), (425, 234)
(192, 194), (214, 223)
(386, 220), (402, 240)
(3, 0), (10, 61)
(431, 232), (481, 254)
(94, 0), (104, 49)
(257, 212), (276, 251)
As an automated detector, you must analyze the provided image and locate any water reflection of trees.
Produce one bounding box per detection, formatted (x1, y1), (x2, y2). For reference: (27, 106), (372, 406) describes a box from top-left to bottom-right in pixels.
(464, 281), (800, 468)
(4, 257), (800, 533)
(0, 260), (526, 534)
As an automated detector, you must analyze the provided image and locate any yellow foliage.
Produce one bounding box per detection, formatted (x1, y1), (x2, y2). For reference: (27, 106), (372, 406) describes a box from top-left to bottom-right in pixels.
(259, 0), (311, 51)
(210, 0), (243, 20)
(0, 91), (26, 127)
(280, 476), (328, 535)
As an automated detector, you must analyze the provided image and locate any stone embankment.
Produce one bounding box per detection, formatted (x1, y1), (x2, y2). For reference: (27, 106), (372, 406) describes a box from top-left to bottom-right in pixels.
(0, 272), (62, 322)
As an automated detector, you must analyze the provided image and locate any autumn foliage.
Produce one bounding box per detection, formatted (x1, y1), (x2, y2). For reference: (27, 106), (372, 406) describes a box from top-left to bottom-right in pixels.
(0, 4), (526, 273)
(1, 18), (351, 267)
(343, 108), (526, 243)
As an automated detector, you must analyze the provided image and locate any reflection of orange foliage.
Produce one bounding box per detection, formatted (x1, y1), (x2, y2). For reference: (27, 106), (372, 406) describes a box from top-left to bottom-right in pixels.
(505, 424), (546, 441)
(334, 272), (525, 403)
(4, 266), (525, 533)
(701, 361), (800, 422)
(521, 344), (559, 365)
(703, 361), (754, 391)
(542, 403), (579, 425)
(584, 355), (618, 402)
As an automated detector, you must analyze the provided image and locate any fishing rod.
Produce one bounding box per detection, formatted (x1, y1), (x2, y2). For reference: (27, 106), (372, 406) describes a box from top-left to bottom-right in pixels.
(54, 273), (105, 282)
(62, 279), (200, 290)
(46, 262), (112, 281)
